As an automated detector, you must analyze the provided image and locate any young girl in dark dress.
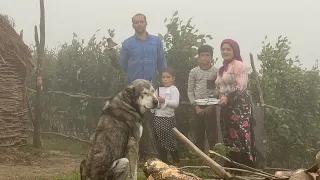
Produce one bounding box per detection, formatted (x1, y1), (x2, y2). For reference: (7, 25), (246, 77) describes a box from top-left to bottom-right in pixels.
(152, 67), (180, 165)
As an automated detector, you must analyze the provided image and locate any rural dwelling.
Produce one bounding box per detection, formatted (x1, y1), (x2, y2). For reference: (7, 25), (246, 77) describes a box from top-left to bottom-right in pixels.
(0, 14), (34, 147)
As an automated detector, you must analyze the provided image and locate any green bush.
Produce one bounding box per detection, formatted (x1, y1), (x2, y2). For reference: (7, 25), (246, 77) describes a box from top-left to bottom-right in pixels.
(27, 12), (320, 168)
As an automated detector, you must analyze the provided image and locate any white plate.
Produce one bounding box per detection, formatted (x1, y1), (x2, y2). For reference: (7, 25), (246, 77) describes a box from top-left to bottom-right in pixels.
(195, 98), (220, 105)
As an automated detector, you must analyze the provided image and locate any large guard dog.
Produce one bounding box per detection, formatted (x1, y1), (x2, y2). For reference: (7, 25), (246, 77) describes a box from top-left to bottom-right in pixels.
(80, 79), (158, 180)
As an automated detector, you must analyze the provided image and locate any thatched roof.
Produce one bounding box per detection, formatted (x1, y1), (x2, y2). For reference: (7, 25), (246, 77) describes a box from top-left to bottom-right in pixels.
(0, 14), (32, 147)
(0, 14), (34, 69)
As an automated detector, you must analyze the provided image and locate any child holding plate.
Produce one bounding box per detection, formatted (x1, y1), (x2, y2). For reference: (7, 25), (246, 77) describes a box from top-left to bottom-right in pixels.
(187, 45), (219, 152)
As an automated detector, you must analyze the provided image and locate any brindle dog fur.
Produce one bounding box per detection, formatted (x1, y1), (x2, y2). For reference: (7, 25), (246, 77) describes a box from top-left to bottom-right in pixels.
(80, 79), (158, 180)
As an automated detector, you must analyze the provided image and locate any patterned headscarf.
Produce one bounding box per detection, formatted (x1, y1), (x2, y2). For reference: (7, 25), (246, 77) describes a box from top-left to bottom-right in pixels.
(218, 39), (243, 77)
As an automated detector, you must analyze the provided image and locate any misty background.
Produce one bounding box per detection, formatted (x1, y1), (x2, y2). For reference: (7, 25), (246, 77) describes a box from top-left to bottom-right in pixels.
(1, 0), (319, 69)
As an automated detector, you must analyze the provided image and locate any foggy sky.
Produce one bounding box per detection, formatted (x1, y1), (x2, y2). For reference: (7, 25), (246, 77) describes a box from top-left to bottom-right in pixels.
(1, 0), (319, 69)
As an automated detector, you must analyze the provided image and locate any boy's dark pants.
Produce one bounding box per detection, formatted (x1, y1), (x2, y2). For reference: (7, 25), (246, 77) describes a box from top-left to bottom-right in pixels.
(192, 105), (218, 152)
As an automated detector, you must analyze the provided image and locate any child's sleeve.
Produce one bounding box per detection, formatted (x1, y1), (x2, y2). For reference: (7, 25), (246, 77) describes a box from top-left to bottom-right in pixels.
(187, 69), (196, 105)
(164, 87), (180, 108)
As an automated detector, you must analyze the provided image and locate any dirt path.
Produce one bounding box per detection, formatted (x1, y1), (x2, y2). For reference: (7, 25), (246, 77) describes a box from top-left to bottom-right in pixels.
(0, 149), (83, 180)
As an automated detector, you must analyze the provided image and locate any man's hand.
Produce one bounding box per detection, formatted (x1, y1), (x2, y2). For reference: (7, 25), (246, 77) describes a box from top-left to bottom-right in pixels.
(219, 96), (228, 106)
(157, 97), (165, 104)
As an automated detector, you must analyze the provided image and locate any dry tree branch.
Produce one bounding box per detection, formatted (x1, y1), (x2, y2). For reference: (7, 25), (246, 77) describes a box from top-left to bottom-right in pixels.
(20, 29), (23, 39)
(13, 51), (26, 67)
(34, 26), (40, 51)
(0, 53), (6, 64)
(180, 166), (273, 179)
(26, 129), (90, 144)
(208, 150), (277, 179)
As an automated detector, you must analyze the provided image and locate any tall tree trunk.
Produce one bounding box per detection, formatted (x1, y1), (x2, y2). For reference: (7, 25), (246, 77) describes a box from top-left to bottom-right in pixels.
(33, 0), (45, 148)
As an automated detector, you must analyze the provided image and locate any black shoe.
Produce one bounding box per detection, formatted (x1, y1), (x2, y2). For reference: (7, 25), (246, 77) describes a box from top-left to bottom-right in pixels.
(170, 150), (180, 165)
(158, 146), (168, 163)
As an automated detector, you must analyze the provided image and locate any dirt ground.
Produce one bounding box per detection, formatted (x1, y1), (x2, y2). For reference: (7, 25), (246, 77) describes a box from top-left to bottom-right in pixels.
(0, 147), (83, 180)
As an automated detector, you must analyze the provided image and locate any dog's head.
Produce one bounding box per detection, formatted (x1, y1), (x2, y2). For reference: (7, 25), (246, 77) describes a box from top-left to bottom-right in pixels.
(123, 79), (158, 114)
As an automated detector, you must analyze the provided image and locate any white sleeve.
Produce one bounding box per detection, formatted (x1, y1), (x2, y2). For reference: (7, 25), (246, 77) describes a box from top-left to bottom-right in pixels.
(163, 87), (180, 108)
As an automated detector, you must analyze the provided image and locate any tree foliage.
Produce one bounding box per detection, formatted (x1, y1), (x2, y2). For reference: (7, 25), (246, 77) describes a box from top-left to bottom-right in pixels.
(28, 30), (122, 139)
(250, 36), (320, 168)
(159, 10), (213, 101)
(26, 11), (320, 167)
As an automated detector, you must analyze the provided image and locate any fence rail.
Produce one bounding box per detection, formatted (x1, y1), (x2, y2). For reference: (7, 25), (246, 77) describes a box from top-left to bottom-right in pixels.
(26, 87), (315, 118)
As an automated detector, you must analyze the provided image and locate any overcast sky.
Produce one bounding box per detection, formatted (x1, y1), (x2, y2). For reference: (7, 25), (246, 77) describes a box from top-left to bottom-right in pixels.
(1, 0), (319, 69)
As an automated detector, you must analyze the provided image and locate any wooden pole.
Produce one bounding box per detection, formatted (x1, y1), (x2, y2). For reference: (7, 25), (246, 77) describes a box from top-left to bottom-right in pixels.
(33, 0), (45, 148)
(249, 53), (264, 107)
(249, 53), (268, 168)
(19, 29), (23, 40)
(172, 127), (233, 179)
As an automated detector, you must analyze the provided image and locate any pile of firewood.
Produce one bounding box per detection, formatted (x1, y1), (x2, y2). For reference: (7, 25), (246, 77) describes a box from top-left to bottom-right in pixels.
(143, 127), (320, 180)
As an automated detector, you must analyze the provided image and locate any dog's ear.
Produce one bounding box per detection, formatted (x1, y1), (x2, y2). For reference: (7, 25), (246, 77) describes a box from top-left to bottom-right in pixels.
(124, 85), (135, 97)
(102, 100), (110, 112)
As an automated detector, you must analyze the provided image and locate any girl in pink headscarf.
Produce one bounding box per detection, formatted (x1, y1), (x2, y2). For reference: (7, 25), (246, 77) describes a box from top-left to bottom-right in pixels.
(214, 39), (257, 168)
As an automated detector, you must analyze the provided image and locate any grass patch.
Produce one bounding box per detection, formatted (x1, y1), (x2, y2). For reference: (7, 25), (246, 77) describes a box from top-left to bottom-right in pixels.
(41, 134), (89, 155)
(20, 132), (219, 179)
(49, 170), (147, 180)
(26, 132), (89, 155)
(51, 170), (80, 180)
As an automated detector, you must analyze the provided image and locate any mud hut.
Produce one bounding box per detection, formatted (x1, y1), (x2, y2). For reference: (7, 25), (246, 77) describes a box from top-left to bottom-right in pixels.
(0, 14), (34, 147)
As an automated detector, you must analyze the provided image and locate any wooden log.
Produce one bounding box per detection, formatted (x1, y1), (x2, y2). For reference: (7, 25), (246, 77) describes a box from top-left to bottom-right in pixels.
(287, 169), (317, 180)
(274, 151), (320, 180)
(306, 151), (320, 174)
(275, 169), (318, 180)
(143, 158), (202, 180)
(274, 170), (295, 178)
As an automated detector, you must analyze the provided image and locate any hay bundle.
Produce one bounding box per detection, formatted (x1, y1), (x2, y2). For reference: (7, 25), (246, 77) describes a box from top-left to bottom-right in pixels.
(0, 14), (33, 147)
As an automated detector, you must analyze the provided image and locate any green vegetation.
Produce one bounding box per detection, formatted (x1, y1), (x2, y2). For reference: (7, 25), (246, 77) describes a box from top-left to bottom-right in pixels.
(26, 10), (320, 170)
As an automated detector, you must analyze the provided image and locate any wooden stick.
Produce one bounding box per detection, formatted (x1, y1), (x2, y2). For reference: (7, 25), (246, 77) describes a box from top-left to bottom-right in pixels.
(264, 167), (292, 171)
(20, 29), (23, 40)
(27, 88), (109, 100)
(34, 26), (40, 52)
(264, 104), (313, 118)
(13, 51), (26, 67)
(0, 53), (6, 64)
(26, 129), (90, 144)
(25, 87), (315, 118)
(180, 166), (273, 178)
(249, 53), (264, 107)
(172, 127), (233, 179)
(208, 150), (276, 178)
(26, 92), (35, 124)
